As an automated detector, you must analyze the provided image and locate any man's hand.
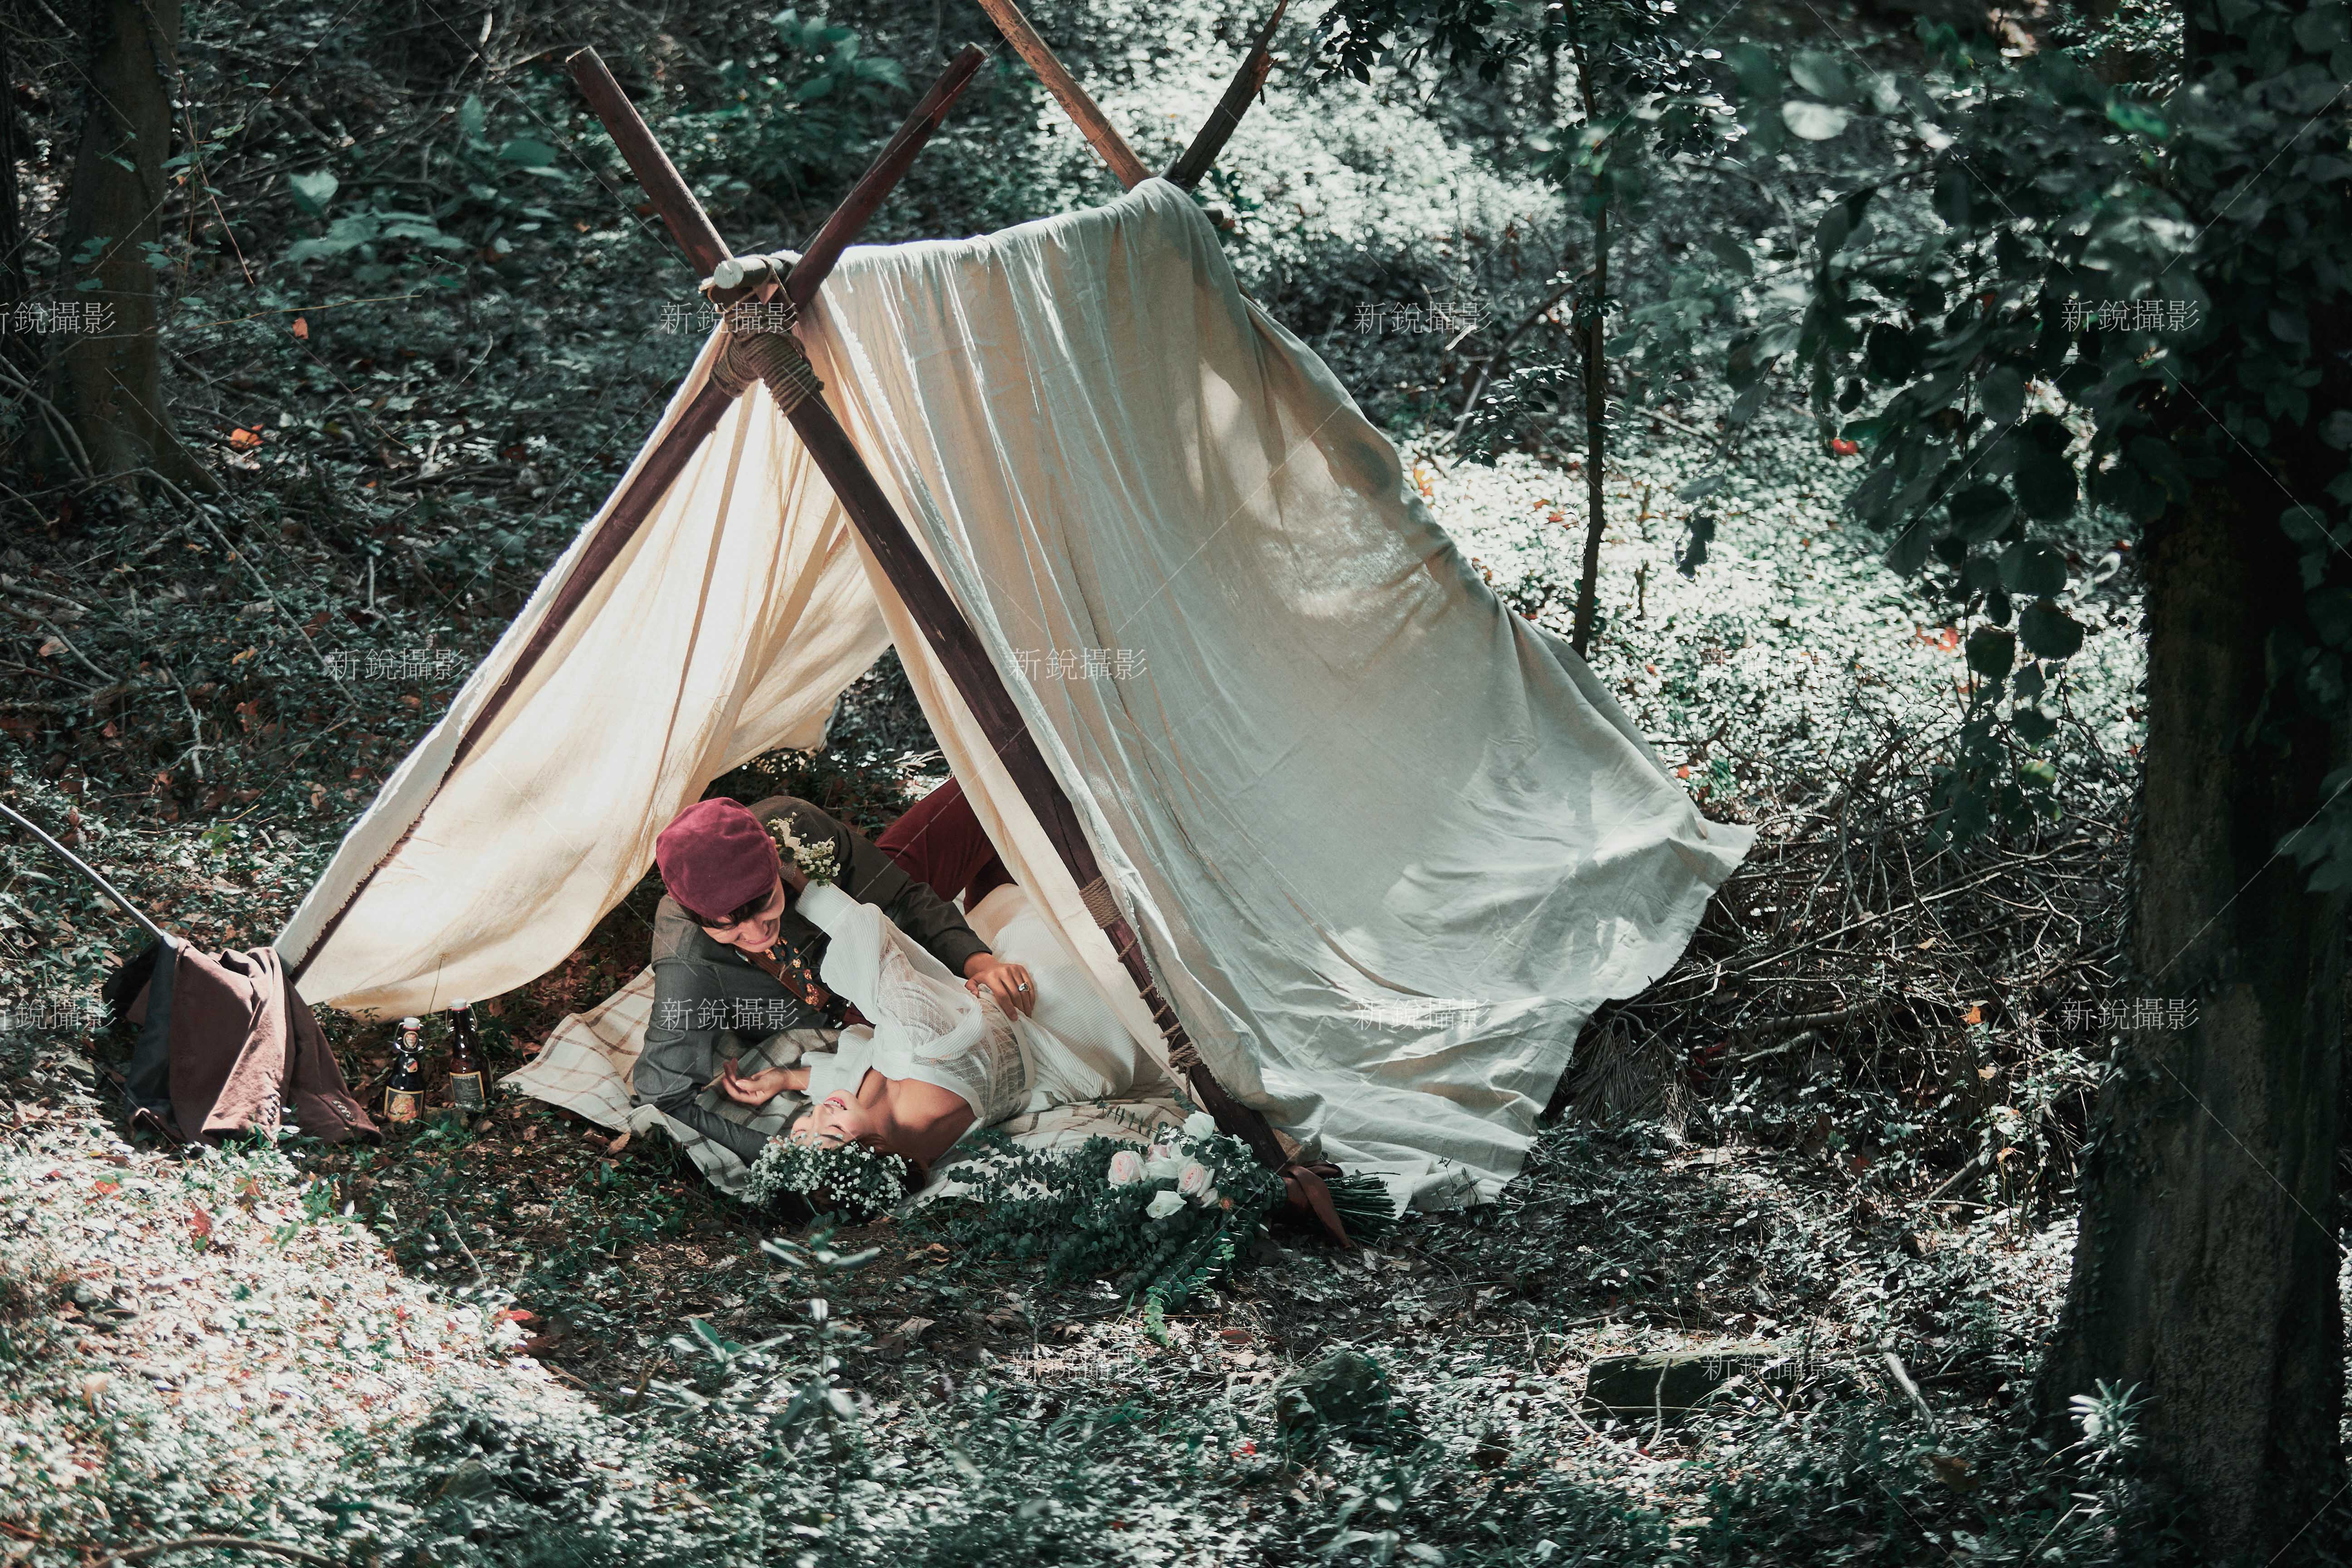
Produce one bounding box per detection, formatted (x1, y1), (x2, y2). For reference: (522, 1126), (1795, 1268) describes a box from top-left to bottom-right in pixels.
(778, 857), (810, 896)
(963, 952), (1037, 1019)
(719, 1059), (808, 1105)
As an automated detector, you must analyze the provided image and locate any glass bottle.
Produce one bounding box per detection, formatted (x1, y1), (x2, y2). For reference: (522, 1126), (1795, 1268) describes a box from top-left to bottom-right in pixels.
(385, 1016), (426, 1124)
(447, 999), (486, 1112)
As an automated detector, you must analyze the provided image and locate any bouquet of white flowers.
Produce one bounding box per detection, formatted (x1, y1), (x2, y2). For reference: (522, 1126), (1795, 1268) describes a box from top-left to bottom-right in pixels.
(926, 1110), (1285, 1333)
(764, 814), (840, 886)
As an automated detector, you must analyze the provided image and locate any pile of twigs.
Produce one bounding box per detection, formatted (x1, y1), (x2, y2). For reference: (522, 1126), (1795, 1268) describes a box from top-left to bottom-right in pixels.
(1565, 709), (2134, 1200)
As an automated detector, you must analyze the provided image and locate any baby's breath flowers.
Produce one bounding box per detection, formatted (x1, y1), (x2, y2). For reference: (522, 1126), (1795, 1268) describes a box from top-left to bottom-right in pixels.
(743, 1136), (907, 1219)
(764, 815), (840, 886)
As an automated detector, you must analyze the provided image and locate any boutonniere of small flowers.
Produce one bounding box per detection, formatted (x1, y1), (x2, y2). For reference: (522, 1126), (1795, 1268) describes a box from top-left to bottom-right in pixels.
(765, 814), (840, 886)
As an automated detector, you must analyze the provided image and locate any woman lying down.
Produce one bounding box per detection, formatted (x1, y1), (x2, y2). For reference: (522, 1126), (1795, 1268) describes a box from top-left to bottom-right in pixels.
(629, 784), (1179, 1205)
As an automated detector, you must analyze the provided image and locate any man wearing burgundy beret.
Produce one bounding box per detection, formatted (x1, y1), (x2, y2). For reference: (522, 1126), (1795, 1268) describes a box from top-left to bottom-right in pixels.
(632, 794), (1034, 1168)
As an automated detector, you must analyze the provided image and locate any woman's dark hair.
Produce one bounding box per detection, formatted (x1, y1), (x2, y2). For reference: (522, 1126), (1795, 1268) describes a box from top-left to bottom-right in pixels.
(676, 880), (779, 929)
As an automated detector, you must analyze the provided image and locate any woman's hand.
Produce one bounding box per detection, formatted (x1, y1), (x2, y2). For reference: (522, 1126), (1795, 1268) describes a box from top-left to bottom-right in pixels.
(719, 1059), (807, 1105)
(963, 953), (1037, 1019)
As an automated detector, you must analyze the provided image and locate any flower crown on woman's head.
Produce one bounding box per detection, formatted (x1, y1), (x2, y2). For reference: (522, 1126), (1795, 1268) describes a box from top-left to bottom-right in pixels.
(744, 1132), (911, 1219)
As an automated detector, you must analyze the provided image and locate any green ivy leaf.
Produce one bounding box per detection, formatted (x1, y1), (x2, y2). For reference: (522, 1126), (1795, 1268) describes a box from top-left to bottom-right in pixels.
(2011, 705), (2058, 745)
(1933, 165), (1971, 228)
(2013, 449), (2078, 521)
(2291, 1), (2348, 52)
(285, 212), (382, 263)
(1848, 464), (1899, 521)
(496, 137), (559, 167)
(1977, 364), (2024, 426)
(1707, 230), (1754, 277)
(2105, 96), (2167, 137)
(1887, 521), (1933, 575)
(1741, 104), (1789, 156)
(287, 170), (339, 216)
(1790, 50), (1855, 103)
(1724, 42), (1779, 99)
(1948, 483), (2015, 543)
(1816, 205), (1854, 257)
(1965, 626), (2016, 679)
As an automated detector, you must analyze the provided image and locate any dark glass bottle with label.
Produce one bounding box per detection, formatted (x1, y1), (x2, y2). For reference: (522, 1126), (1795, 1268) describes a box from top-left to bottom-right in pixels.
(447, 999), (486, 1112)
(385, 1016), (426, 1123)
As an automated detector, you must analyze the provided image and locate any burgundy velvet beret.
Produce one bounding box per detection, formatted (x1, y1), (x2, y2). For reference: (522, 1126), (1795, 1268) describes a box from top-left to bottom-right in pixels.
(655, 798), (780, 921)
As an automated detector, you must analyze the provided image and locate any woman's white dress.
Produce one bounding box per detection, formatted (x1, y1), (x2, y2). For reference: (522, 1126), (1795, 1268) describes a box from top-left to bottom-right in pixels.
(791, 881), (1168, 1145)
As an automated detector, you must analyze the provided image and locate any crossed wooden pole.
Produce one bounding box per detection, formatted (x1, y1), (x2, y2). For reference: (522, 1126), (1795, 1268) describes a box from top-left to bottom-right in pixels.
(543, 15), (1346, 1237)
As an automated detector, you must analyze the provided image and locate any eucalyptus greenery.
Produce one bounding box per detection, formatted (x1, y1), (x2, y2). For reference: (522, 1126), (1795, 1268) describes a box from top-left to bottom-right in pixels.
(920, 1116), (1288, 1334)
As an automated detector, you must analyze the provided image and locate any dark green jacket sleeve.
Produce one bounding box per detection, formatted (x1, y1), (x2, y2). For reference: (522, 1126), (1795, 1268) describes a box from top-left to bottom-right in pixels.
(755, 795), (993, 975)
(631, 952), (775, 1166)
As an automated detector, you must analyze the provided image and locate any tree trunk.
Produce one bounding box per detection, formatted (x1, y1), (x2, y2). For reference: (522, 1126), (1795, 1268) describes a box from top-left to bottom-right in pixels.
(0, 24), (26, 313)
(1569, 202), (1606, 657)
(1564, 19), (1607, 659)
(56, 0), (210, 489)
(2036, 466), (2348, 1562)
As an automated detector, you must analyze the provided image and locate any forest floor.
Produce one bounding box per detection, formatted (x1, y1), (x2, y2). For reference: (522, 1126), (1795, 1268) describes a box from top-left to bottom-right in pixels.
(0, 402), (2184, 1567)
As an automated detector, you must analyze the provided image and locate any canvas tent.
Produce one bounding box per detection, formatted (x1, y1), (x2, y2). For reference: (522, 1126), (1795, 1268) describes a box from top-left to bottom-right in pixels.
(272, 168), (1753, 1204)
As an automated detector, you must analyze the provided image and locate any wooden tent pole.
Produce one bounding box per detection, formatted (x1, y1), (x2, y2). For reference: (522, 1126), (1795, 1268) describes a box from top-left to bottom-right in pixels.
(295, 50), (1352, 1244)
(567, 49), (731, 277)
(437, 50), (994, 776)
(970, 0), (1149, 190)
(788, 45), (987, 306)
(286, 49), (984, 980)
(1166, 0), (1289, 191)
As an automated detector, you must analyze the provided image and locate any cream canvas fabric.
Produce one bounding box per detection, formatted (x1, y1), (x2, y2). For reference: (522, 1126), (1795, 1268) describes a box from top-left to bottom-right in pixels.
(276, 177), (1753, 1203)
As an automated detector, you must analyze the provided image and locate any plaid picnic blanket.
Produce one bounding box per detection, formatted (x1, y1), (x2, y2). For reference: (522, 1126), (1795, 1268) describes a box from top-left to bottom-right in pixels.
(501, 963), (1198, 1205)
